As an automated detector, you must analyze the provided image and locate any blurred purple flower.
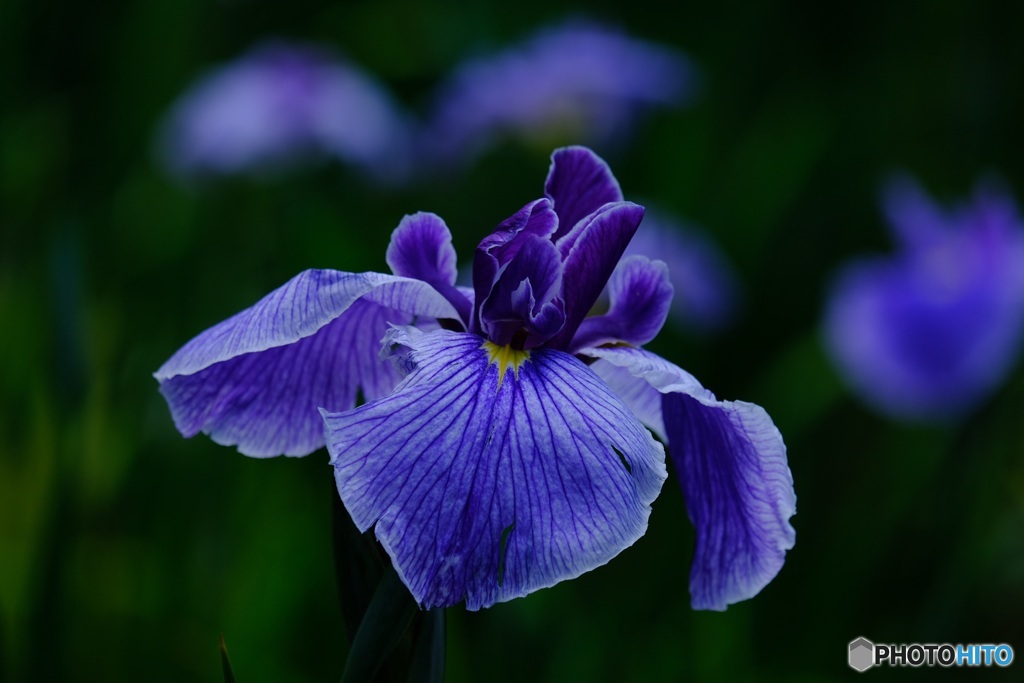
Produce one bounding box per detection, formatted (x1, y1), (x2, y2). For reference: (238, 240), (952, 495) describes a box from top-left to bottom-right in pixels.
(622, 211), (741, 335)
(825, 175), (1024, 420)
(155, 147), (794, 611)
(156, 42), (413, 183)
(421, 20), (696, 168)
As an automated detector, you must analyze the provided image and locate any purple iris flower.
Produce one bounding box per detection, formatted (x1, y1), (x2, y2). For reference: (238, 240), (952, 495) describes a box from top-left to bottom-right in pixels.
(155, 147), (795, 611)
(621, 210), (741, 334)
(156, 41), (412, 183)
(422, 21), (696, 168)
(825, 175), (1024, 420)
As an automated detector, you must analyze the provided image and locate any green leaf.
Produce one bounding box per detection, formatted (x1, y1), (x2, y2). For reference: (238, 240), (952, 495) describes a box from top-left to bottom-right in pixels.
(340, 565), (418, 683)
(407, 608), (446, 683)
(219, 634), (236, 683)
(332, 481), (386, 642)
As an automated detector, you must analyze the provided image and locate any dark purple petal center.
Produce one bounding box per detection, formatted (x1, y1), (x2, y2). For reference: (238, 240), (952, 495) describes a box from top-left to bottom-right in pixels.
(470, 147), (646, 351)
(478, 233), (567, 349)
(471, 198), (563, 347)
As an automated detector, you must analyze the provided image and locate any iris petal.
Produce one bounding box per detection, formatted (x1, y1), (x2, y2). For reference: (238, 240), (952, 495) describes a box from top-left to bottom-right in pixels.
(387, 212), (471, 325)
(546, 202), (646, 350)
(471, 199), (558, 334)
(545, 146), (624, 240)
(386, 212), (458, 287)
(155, 269), (459, 456)
(582, 345), (796, 611)
(881, 174), (950, 249)
(570, 255), (673, 351)
(479, 234), (566, 348)
(663, 393), (795, 611)
(324, 327), (666, 609)
(586, 361), (667, 439)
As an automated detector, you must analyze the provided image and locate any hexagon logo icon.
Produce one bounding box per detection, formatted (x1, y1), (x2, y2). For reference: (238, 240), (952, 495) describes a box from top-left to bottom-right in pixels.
(849, 637), (875, 672)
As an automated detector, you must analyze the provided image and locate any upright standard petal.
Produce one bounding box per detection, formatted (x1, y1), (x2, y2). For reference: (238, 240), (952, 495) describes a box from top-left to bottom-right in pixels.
(546, 202), (646, 350)
(324, 327), (666, 610)
(570, 255), (673, 351)
(155, 269), (460, 457)
(387, 212), (471, 325)
(622, 212), (741, 335)
(386, 212), (459, 286)
(478, 234), (566, 348)
(545, 146), (624, 240)
(581, 345), (796, 611)
(471, 198), (559, 334)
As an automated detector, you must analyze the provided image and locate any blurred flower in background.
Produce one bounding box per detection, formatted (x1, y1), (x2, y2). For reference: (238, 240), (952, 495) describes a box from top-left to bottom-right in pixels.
(155, 41), (414, 185)
(824, 175), (1024, 421)
(420, 20), (696, 170)
(622, 209), (741, 335)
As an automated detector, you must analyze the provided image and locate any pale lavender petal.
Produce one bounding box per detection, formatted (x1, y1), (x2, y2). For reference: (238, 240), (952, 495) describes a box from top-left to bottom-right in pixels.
(421, 21), (696, 169)
(159, 299), (407, 456)
(586, 349), (705, 442)
(581, 345), (796, 611)
(545, 146), (624, 240)
(306, 62), (415, 184)
(155, 269), (459, 456)
(546, 202), (646, 349)
(570, 255), (672, 351)
(324, 327), (666, 610)
(587, 361), (666, 440)
(156, 41), (412, 183)
(387, 212), (471, 324)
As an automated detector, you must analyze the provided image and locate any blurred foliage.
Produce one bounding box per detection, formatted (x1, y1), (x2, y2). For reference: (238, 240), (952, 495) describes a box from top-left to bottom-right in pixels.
(3, 0), (1024, 681)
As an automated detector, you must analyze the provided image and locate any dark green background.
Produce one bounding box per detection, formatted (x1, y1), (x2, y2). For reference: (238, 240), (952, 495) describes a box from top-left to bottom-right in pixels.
(3, 1), (1024, 681)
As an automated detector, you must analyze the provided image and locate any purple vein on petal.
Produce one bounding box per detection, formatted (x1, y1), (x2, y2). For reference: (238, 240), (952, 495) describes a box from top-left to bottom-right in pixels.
(323, 327), (666, 609)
